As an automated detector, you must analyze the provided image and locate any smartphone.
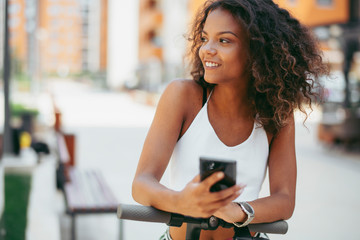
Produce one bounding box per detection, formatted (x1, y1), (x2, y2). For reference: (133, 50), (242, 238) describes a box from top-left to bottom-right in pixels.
(199, 157), (236, 192)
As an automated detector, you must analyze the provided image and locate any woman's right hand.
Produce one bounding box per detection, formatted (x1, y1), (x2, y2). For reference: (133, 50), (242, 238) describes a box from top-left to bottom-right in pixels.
(175, 172), (244, 218)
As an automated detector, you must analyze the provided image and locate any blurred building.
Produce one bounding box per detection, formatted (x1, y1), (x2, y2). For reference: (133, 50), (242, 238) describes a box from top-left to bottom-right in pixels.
(99, 0), (108, 72)
(276, 0), (360, 146)
(80, 0), (108, 73)
(276, 0), (349, 26)
(275, 0), (350, 70)
(163, 0), (188, 81)
(0, 0), (5, 71)
(7, 0), (27, 69)
(133, 0), (189, 91)
(5, 0), (213, 90)
(106, 0), (139, 89)
(38, 0), (83, 75)
(139, 0), (163, 62)
(7, 0), (108, 78)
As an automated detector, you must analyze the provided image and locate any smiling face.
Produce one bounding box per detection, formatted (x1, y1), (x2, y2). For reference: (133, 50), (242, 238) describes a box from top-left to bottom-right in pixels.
(199, 8), (250, 87)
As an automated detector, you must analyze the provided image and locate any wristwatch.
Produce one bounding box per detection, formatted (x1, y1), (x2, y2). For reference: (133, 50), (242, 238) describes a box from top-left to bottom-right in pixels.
(233, 202), (255, 228)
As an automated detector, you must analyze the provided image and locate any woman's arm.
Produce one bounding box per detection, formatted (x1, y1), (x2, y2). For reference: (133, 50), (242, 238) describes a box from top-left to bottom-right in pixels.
(132, 80), (242, 218)
(214, 116), (297, 223)
(132, 80), (188, 208)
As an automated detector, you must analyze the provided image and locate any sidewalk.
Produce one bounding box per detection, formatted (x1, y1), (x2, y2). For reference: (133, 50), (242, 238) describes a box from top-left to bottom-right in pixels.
(48, 80), (164, 240)
(26, 80), (360, 240)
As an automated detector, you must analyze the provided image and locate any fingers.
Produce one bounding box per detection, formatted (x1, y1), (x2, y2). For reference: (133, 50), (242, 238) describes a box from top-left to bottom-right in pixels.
(200, 183), (246, 213)
(181, 176), (246, 218)
(201, 171), (225, 190)
(215, 183), (245, 198)
(207, 188), (244, 215)
(220, 186), (244, 203)
(209, 184), (244, 203)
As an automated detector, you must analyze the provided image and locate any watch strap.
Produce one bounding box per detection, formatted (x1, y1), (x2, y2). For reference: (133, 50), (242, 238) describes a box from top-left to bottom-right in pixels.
(233, 202), (255, 228)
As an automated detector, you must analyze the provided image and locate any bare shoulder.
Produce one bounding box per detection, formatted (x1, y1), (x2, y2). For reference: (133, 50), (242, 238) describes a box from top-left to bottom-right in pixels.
(160, 79), (204, 111)
(164, 79), (203, 98)
(266, 115), (295, 146)
(268, 115), (295, 151)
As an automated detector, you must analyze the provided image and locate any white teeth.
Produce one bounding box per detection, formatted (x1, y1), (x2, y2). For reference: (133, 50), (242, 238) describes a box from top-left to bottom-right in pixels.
(205, 62), (219, 67)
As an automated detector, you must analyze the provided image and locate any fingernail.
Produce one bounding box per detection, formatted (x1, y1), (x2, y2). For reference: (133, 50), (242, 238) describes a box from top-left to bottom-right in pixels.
(217, 172), (224, 178)
(237, 189), (244, 195)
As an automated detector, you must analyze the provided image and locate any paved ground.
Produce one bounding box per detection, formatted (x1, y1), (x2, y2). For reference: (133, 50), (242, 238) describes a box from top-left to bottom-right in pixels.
(46, 80), (360, 240)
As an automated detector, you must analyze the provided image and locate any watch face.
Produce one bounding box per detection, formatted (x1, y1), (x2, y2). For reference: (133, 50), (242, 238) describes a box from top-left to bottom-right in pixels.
(242, 202), (254, 215)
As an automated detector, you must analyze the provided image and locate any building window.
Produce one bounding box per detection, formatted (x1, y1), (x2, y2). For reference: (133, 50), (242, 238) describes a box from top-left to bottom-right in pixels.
(51, 19), (61, 29)
(8, 18), (20, 29)
(8, 4), (21, 15)
(47, 5), (60, 16)
(317, 0), (333, 6)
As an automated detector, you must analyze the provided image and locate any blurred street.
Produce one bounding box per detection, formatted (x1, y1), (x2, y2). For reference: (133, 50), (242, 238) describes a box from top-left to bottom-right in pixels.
(46, 81), (360, 240)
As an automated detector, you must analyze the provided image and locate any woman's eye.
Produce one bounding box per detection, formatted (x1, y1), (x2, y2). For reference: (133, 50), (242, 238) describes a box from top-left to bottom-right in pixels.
(200, 36), (207, 42)
(220, 38), (230, 43)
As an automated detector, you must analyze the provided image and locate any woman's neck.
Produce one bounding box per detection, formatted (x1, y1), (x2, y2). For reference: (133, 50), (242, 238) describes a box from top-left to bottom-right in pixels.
(209, 85), (253, 120)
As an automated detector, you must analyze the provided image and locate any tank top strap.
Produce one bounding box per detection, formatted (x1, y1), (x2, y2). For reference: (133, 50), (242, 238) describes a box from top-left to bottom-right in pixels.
(202, 87), (207, 106)
(206, 89), (213, 103)
(202, 88), (214, 106)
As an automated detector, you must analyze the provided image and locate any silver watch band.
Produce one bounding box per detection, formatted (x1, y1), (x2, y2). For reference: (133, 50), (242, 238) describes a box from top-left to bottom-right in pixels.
(233, 202), (255, 228)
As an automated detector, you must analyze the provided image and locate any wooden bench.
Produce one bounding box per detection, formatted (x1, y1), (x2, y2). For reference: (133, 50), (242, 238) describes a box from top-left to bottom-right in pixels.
(54, 117), (121, 240)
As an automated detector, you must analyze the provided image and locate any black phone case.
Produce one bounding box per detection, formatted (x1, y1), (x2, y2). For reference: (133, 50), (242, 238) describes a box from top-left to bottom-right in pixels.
(200, 157), (236, 192)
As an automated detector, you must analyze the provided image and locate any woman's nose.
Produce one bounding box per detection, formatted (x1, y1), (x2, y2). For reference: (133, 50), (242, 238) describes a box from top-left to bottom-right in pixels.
(202, 42), (217, 55)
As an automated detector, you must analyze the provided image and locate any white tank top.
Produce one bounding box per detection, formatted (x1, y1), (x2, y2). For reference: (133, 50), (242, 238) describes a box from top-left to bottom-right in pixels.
(169, 94), (269, 201)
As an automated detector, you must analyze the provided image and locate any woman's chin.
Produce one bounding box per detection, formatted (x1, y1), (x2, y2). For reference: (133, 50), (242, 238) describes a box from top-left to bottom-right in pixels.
(203, 76), (219, 85)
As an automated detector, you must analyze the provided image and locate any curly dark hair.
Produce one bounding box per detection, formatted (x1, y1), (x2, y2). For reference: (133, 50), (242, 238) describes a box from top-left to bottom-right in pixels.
(187, 0), (328, 134)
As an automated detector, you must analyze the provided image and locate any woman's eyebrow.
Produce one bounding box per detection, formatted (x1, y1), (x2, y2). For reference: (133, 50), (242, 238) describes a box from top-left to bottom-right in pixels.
(201, 30), (239, 38)
(218, 31), (239, 38)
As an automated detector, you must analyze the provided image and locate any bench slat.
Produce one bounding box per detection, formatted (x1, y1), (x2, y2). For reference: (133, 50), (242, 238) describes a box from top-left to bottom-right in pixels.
(91, 171), (118, 206)
(88, 171), (111, 208)
(56, 131), (118, 214)
(64, 168), (118, 213)
(66, 169), (89, 210)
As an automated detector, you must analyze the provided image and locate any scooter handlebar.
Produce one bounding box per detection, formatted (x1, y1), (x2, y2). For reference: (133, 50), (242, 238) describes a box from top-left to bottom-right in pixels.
(117, 204), (288, 234)
(117, 204), (171, 224)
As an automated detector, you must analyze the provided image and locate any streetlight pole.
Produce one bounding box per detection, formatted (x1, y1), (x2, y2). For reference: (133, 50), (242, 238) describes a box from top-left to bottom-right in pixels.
(3, 0), (12, 154)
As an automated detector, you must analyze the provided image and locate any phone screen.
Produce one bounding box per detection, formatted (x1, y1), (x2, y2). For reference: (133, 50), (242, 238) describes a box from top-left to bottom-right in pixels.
(199, 157), (236, 192)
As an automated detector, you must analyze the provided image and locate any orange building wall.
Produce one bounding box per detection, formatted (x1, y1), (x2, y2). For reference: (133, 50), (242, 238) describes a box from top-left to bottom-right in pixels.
(100, 0), (108, 71)
(8, 0), (27, 65)
(38, 0), (82, 74)
(189, 0), (349, 27)
(138, 0), (163, 61)
(275, 0), (349, 27)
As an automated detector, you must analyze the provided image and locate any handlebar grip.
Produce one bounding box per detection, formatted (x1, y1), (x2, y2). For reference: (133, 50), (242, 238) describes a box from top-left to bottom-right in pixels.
(248, 220), (288, 234)
(117, 204), (171, 224)
(117, 204), (288, 235)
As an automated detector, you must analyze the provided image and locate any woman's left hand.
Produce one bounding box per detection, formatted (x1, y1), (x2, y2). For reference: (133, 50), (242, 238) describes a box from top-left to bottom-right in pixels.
(213, 200), (246, 223)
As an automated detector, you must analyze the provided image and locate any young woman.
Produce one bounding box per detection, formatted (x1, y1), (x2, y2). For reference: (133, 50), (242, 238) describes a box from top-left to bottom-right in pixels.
(132, 0), (327, 239)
